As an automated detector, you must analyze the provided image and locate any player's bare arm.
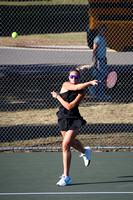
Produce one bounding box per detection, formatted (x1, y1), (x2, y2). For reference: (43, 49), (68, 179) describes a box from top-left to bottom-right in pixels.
(51, 90), (85, 111)
(62, 81), (98, 91)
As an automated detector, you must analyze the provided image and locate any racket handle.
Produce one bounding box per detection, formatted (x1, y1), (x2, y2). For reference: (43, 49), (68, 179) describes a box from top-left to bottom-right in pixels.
(98, 79), (104, 84)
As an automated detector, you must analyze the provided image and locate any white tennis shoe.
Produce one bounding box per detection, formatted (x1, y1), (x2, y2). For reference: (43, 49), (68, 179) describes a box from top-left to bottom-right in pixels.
(56, 174), (72, 186)
(80, 146), (91, 167)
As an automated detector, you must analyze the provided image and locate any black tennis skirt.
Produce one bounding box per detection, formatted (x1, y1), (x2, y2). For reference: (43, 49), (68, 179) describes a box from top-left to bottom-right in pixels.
(58, 118), (86, 131)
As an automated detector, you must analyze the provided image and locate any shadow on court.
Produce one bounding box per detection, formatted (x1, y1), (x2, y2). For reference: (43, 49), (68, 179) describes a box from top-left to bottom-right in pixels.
(70, 179), (133, 186)
(0, 152), (133, 200)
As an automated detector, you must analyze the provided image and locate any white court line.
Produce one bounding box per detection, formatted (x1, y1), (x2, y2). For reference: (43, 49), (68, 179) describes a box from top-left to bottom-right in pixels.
(0, 192), (133, 195)
(0, 46), (92, 52)
(0, 46), (116, 52)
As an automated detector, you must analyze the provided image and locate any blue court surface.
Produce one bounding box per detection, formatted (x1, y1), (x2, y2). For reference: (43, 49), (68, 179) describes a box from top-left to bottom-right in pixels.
(0, 152), (133, 200)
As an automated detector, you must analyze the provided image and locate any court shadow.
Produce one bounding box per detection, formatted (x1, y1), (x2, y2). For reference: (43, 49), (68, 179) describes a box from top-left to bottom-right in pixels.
(117, 176), (133, 178)
(70, 179), (133, 186)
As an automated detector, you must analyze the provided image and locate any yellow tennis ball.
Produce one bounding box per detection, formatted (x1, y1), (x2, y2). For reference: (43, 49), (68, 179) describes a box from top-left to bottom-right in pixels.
(12, 32), (18, 39)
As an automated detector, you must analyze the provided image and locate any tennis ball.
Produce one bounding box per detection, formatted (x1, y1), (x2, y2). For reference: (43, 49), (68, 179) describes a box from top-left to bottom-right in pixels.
(12, 32), (18, 39)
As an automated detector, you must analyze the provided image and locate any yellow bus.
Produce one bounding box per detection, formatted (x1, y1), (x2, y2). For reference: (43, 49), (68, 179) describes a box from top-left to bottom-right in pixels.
(87, 0), (132, 51)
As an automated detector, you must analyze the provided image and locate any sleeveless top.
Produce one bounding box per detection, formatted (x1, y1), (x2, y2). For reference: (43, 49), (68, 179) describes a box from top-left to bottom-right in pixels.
(56, 90), (84, 120)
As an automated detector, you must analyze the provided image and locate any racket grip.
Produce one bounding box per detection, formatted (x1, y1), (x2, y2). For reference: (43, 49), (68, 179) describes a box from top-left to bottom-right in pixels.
(98, 78), (105, 83)
(98, 80), (102, 83)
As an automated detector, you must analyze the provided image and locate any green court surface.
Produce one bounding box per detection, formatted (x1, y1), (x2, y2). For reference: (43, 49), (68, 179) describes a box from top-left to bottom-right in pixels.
(0, 152), (133, 200)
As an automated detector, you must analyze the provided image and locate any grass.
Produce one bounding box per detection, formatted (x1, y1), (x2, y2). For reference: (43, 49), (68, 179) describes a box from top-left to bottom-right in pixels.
(0, 0), (88, 6)
(0, 32), (88, 47)
(0, 103), (133, 127)
(1, 0), (88, 48)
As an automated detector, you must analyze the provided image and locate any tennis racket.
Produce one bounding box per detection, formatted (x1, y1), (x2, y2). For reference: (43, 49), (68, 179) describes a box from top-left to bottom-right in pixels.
(77, 64), (117, 89)
(99, 71), (117, 89)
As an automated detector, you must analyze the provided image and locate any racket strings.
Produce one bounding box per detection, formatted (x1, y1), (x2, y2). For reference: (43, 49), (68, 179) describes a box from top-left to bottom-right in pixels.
(106, 71), (117, 88)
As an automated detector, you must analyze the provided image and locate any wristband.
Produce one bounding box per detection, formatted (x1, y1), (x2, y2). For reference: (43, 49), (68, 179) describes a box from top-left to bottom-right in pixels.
(56, 94), (59, 98)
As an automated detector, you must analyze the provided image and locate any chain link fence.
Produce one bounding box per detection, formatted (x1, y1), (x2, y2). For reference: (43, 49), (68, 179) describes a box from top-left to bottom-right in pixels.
(0, 0), (133, 152)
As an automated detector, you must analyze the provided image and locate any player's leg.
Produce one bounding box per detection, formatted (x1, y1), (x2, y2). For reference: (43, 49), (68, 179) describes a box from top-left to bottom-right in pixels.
(61, 129), (85, 154)
(61, 129), (78, 176)
(71, 138), (85, 153)
(62, 130), (90, 168)
(56, 129), (77, 186)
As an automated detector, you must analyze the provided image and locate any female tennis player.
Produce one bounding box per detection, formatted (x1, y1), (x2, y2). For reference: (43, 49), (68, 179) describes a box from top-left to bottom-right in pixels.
(51, 69), (98, 186)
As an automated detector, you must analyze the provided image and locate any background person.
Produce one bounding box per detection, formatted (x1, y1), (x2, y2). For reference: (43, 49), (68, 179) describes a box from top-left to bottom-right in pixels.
(51, 69), (98, 186)
(89, 24), (111, 100)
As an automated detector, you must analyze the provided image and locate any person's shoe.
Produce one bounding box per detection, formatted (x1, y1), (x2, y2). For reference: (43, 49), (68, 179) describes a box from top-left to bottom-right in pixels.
(80, 147), (91, 167)
(56, 174), (72, 186)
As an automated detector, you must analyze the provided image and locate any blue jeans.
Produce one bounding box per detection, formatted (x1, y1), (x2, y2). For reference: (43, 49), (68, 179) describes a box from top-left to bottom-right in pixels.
(89, 59), (109, 99)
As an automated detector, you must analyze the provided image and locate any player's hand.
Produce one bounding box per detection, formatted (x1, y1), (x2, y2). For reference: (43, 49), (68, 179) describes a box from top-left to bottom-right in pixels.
(51, 91), (57, 98)
(91, 80), (98, 86)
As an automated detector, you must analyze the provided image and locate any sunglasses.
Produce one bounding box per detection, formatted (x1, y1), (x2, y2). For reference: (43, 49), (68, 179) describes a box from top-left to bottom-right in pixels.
(70, 75), (79, 79)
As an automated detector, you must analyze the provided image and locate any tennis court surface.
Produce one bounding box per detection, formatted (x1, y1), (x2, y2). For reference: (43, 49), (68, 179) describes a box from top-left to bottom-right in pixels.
(0, 151), (133, 200)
